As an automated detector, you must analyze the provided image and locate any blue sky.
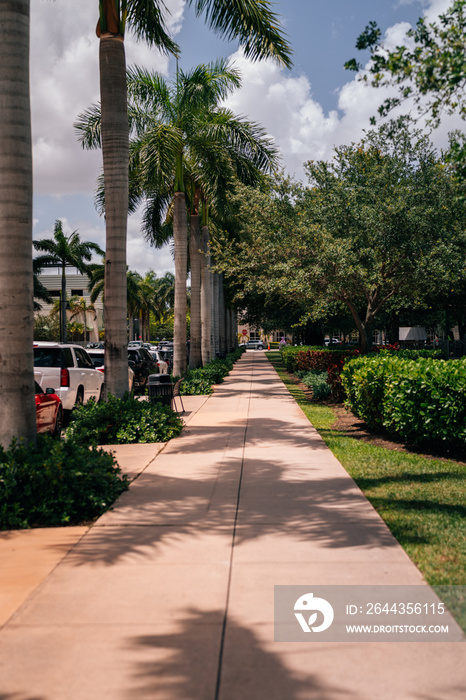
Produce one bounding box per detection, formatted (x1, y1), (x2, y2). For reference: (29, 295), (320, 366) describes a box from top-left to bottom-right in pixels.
(31, 0), (458, 276)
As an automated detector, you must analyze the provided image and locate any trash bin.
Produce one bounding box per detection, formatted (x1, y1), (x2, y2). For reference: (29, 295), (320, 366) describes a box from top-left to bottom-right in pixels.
(148, 373), (173, 407)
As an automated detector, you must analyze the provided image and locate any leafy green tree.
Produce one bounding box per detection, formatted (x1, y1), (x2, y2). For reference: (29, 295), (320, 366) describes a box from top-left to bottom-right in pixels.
(345, 1), (466, 128)
(34, 220), (104, 343)
(215, 125), (466, 352)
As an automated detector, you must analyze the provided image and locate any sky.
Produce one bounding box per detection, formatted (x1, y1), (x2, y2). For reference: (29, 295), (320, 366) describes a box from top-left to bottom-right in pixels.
(31, 0), (461, 276)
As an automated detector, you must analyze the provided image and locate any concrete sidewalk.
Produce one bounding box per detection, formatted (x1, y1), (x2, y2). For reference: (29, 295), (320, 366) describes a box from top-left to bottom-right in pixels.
(0, 352), (464, 699)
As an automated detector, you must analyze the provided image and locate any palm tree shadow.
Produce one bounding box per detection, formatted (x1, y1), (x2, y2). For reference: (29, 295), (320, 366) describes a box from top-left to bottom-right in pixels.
(123, 609), (354, 700)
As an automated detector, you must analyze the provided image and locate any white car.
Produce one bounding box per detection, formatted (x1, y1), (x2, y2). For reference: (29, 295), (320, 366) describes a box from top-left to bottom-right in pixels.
(33, 342), (104, 414)
(86, 348), (135, 391)
(240, 340), (265, 350)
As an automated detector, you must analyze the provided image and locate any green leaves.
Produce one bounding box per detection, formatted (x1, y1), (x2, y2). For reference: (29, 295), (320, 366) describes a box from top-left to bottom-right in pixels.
(346, 1), (466, 129)
(65, 394), (183, 445)
(342, 354), (466, 446)
(0, 435), (128, 530)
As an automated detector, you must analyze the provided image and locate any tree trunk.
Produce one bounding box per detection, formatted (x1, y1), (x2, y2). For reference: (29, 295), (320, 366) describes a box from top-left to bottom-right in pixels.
(219, 274), (226, 354)
(201, 224), (212, 366)
(231, 308), (237, 350)
(61, 265), (67, 343)
(100, 35), (129, 398)
(211, 271), (220, 359)
(189, 214), (202, 369)
(173, 191), (188, 376)
(0, 0), (36, 447)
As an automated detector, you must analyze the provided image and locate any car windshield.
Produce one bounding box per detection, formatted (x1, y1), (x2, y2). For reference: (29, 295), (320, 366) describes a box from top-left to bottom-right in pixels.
(87, 353), (104, 368)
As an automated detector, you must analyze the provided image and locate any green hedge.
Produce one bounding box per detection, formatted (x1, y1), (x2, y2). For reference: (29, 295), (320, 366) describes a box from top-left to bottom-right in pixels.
(342, 355), (466, 446)
(66, 393), (183, 445)
(180, 348), (243, 395)
(0, 435), (128, 529)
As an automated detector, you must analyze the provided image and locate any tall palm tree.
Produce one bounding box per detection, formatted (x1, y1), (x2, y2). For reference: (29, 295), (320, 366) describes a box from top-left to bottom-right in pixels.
(77, 60), (279, 371)
(129, 62), (279, 372)
(0, 1), (35, 446)
(34, 220), (104, 343)
(92, 0), (291, 392)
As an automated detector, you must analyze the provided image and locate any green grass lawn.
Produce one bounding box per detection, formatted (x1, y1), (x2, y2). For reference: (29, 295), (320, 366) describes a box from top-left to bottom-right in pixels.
(266, 352), (466, 588)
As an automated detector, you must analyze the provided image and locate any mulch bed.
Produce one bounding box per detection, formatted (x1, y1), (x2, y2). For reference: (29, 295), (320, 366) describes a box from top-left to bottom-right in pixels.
(289, 372), (466, 466)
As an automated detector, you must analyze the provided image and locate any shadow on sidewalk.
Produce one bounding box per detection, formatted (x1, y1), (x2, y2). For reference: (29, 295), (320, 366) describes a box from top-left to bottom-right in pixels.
(68, 449), (397, 567)
(122, 609), (354, 700)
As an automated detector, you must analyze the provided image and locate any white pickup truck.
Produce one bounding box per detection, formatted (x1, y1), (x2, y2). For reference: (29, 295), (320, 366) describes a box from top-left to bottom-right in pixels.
(33, 342), (104, 415)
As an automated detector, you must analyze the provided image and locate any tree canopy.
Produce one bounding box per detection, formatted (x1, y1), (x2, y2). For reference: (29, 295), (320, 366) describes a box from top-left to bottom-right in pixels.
(213, 122), (466, 352)
(345, 0), (466, 128)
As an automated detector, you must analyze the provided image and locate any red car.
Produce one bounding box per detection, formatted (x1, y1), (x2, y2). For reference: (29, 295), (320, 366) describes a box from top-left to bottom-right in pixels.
(35, 381), (63, 436)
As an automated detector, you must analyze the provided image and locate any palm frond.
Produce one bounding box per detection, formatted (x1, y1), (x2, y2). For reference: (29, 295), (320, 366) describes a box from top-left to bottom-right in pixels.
(189, 0), (292, 68)
(74, 104), (102, 150)
(126, 0), (179, 55)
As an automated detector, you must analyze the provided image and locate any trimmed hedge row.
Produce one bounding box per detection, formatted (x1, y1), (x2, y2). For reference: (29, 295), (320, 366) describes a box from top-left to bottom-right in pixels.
(281, 345), (444, 401)
(341, 355), (466, 446)
(180, 348), (244, 395)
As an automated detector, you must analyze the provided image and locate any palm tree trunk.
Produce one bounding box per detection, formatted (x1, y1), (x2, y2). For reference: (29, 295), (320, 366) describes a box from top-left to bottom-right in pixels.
(211, 271), (220, 358)
(173, 191), (188, 376)
(189, 214), (202, 369)
(61, 265), (67, 343)
(100, 35), (129, 397)
(219, 274), (226, 354)
(201, 224), (212, 366)
(0, 0), (36, 447)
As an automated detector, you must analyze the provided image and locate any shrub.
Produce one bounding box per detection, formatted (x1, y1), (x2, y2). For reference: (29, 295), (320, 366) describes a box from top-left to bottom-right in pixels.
(383, 358), (466, 445)
(341, 355), (399, 428)
(66, 393), (183, 445)
(301, 371), (331, 400)
(342, 355), (466, 446)
(180, 349), (242, 395)
(0, 434), (128, 530)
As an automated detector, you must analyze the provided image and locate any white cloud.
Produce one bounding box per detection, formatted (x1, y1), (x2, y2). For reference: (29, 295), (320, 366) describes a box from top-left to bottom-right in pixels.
(223, 0), (465, 182)
(30, 0), (184, 197)
(29, 0), (463, 274)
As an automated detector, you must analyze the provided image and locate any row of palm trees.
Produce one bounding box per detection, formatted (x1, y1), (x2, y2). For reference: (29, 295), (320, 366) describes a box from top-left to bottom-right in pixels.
(75, 58), (280, 375)
(33, 219), (176, 343)
(0, 0), (292, 447)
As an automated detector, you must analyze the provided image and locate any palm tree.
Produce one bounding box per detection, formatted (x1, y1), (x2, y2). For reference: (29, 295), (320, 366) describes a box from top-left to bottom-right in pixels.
(131, 62), (279, 372)
(0, 1), (36, 446)
(77, 60), (279, 372)
(33, 220), (104, 343)
(91, 1), (291, 393)
(69, 297), (98, 343)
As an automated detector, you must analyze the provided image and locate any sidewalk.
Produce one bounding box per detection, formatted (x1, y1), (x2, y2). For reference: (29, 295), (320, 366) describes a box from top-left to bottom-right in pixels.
(0, 352), (464, 699)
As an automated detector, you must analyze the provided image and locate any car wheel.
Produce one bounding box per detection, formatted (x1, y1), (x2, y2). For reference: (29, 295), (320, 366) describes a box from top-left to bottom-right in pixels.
(52, 405), (63, 438)
(75, 388), (84, 408)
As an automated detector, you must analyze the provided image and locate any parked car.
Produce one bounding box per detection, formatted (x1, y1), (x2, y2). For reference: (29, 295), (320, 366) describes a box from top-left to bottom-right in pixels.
(33, 342), (104, 415)
(127, 346), (158, 391)
(86, 349), (135, 391)
(240, 340), (265, 350)
(148, 349), (170, 374)
(35, 381), (63, 436)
